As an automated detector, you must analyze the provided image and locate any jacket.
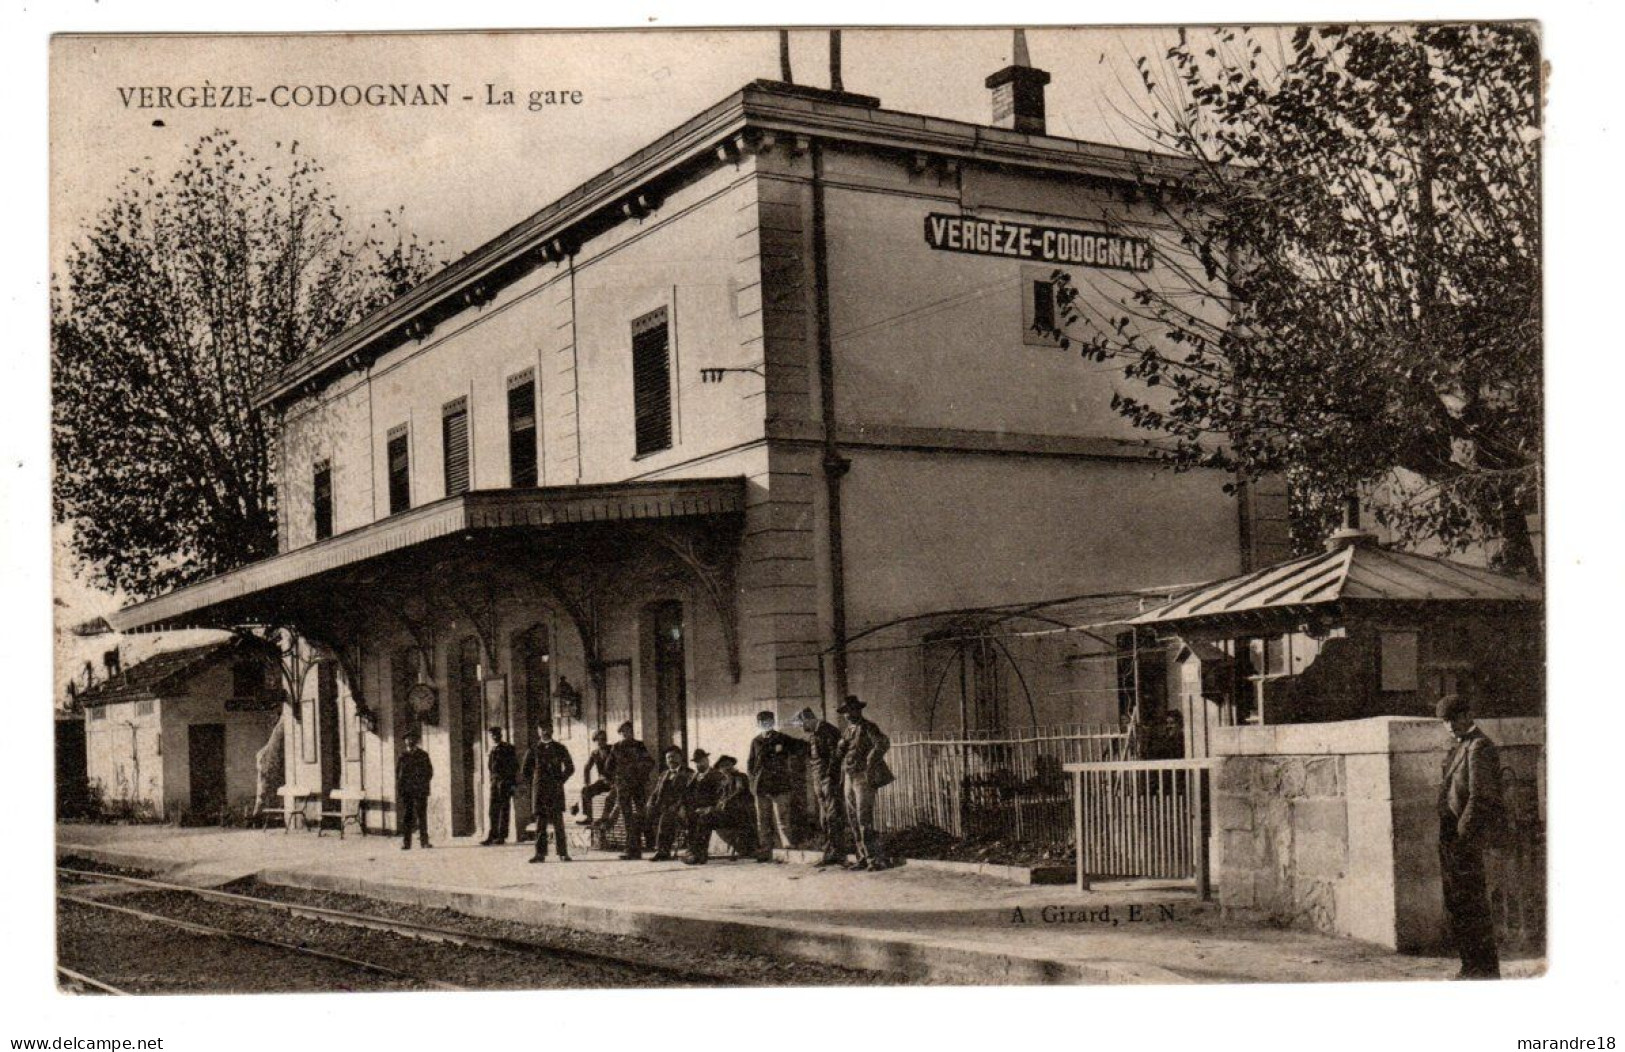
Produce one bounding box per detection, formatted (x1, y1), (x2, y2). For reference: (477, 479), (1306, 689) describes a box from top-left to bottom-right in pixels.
(686, 767), (726, 810)
(605, 738), (655, 788)
(748, 729), (803, 795)
(520, 739), (576, 815)
(583, 745), (613, 784)
(803, 720), (843, 786)
(835, 717), (890, 778)
(713, 770), (755, 823)
(396, 747), (434, 797)
(647, 767), (695, 813)
(488, 742), (519, 787)
(1438, 726), (1504, 844)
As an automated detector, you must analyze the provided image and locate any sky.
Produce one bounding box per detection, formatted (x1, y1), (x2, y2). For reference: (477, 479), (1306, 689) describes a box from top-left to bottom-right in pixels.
(48, 26), (1199, 700)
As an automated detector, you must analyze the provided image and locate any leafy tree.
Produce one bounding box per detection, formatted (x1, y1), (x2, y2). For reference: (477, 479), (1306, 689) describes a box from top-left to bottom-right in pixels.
(1049, 24), (1542, 575)
(53, 132), (442, 597)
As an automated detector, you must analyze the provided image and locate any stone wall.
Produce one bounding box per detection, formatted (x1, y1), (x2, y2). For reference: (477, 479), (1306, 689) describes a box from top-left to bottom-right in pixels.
(1211, 716), (1544, 953)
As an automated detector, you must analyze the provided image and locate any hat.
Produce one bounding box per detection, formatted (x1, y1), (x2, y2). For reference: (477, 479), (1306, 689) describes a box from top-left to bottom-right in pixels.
(1436, 694), (1471, 720)
(756, 710), (776, 724)
(663, 745), (684, 758)
(403, 729), (421, 743)
(835, 695), (866, 715)
(714, 755), (738, 769)
(793, 707), (820, 723)
(691, 748), (709, 761)
(617, 720), (635, 734)
(591, 729), (608, 742)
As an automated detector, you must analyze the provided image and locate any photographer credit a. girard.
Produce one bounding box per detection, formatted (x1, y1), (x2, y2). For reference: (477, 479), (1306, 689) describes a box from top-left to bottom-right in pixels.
(50, 24), (1544, 992)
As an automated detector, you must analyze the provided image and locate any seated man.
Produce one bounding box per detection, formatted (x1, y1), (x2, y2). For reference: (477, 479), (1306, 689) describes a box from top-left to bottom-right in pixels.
(645, 746), (695, 862)
(684, 755), (757, 865)
(578, 729), (615, 827)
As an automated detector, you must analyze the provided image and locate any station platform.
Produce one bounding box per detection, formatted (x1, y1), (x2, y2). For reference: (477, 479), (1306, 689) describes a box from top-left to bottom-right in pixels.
(56, 824), (1541, 985)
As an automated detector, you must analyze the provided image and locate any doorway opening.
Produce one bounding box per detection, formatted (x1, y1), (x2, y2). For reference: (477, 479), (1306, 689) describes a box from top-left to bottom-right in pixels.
(187, 723), (227, 819)
(451, 635), (482, 837)
(643, 600), (688, 755)
(316, 662), (341, 798)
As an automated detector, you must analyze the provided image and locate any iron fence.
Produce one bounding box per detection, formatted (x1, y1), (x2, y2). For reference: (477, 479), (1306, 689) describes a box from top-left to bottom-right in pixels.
(875, 723), (1133, 844)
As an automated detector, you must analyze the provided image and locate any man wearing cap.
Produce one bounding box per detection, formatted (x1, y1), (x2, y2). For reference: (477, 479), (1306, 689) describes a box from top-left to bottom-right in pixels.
(833, 696), (893, 870)
(747, 710), (804, 861)
(605, 720), (655, 859)
(645, 746), (695, 862)
(481, 727), (519, 846)
(684, 755), (757, 864)
(578, 729), (615, 827)
(1436, 694), (1504, 979)
(519, 721), (575, 863)
(395, 731), (433, 850)
(796, 707), (848, 867)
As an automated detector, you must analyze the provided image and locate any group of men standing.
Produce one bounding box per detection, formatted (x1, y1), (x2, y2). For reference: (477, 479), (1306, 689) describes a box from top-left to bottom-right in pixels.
(467, 694), (895, 870)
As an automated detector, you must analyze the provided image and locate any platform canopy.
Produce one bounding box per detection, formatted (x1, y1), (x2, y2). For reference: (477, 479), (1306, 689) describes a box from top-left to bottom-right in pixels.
(108, 478), (746, 636)
(1129, 534), (1542, 634)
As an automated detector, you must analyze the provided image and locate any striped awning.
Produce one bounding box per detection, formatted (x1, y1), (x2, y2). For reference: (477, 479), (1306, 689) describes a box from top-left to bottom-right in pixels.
(108, 477), (745, 634)
(1130, 537), (1541, 629)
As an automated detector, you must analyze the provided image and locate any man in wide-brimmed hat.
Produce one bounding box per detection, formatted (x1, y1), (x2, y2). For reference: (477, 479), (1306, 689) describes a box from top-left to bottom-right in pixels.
(833, 695), (893, 870)
(1436, 694), (1504, 979)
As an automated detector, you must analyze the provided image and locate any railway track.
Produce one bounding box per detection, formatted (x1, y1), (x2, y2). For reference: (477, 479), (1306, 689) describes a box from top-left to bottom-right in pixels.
(56, 866), (723, 992)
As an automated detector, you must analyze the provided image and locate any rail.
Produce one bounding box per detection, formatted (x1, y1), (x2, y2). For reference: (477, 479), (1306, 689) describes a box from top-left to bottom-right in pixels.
(1064, 758), (1215, 897)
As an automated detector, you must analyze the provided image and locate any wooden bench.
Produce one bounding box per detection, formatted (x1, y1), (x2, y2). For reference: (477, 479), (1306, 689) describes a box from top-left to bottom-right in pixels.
(317, 789), (371, 838)
(259, 788), (314, 833)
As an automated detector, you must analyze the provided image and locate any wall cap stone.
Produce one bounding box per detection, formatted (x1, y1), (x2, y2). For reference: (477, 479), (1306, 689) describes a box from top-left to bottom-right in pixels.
(1212, 716), (1545, 757)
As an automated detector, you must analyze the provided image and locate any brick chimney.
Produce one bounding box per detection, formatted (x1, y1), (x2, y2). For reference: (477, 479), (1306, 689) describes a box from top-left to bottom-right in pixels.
(985, 29), (1051, 135)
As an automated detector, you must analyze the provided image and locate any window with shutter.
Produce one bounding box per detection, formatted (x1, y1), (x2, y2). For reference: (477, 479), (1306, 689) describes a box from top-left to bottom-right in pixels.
(442, 398), (470, 497)
(387, 425), (411, 514)
(507, 371), (538, 487)
(312, 460), (334, 540)
(631, 308), (672, 456)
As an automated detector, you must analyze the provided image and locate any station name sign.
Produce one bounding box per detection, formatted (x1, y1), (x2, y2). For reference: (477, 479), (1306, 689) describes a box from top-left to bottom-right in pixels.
(923, 213), (1153, 272)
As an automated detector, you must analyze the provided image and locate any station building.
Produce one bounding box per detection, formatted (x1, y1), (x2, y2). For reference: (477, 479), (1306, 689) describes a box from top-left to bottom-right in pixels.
(109, 48), (1288, 841)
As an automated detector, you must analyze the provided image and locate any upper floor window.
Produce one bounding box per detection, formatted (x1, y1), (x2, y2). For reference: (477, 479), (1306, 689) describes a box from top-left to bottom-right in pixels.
(507, 370), (538, 488)
(1022, 264), (1063, 347)
(442, 397), (470, 497)
(631, 307), (673, 457)
(386, 425), (411, 515)
(312, 460), (334, 540)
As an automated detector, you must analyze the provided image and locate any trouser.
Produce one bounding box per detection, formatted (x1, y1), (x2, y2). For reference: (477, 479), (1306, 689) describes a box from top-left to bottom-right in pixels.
(616, 781), (649, 854)
(399, 791), (430, 846)
(844, 776), (883, 864)
(813, 776), (848, 861)
(532, 809), (569, 858)
(1439, 823), (1500, 977)
(581, 779), (614, 823)
(487, 783), (514, 841)
(755, 791), (793, 851)
(651, 806), (687, 854)
(688, 809), (755, 861)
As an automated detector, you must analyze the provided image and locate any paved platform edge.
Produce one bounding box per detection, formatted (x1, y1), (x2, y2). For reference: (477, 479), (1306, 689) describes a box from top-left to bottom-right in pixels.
(57, 840), (1186, 986)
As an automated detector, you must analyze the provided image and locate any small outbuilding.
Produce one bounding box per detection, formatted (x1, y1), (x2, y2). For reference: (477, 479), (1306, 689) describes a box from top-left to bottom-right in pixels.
(81, 637), (282, 821)
(1131, 527), (1543, 757)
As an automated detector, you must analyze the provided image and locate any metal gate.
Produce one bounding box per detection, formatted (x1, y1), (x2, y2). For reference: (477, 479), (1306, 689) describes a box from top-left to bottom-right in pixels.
(1066, 759), (1214, 896)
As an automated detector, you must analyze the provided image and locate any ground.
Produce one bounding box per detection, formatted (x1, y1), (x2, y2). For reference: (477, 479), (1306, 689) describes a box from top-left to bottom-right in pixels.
(55, 823), (1544, 986)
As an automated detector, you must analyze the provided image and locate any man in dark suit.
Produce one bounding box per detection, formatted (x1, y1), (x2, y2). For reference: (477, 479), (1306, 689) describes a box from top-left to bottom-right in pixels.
(605, 720), (654, 859)
(684, 755), (756, 865)
(645, 746), (695, 861)
(519, 721), (575, 863)
(395, 730), (433, 850)
(747, 709), (804, 861)
(795, 707), (848, 867)
(481, 726), (519, 846)
(1437, 694), (1503, 979)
